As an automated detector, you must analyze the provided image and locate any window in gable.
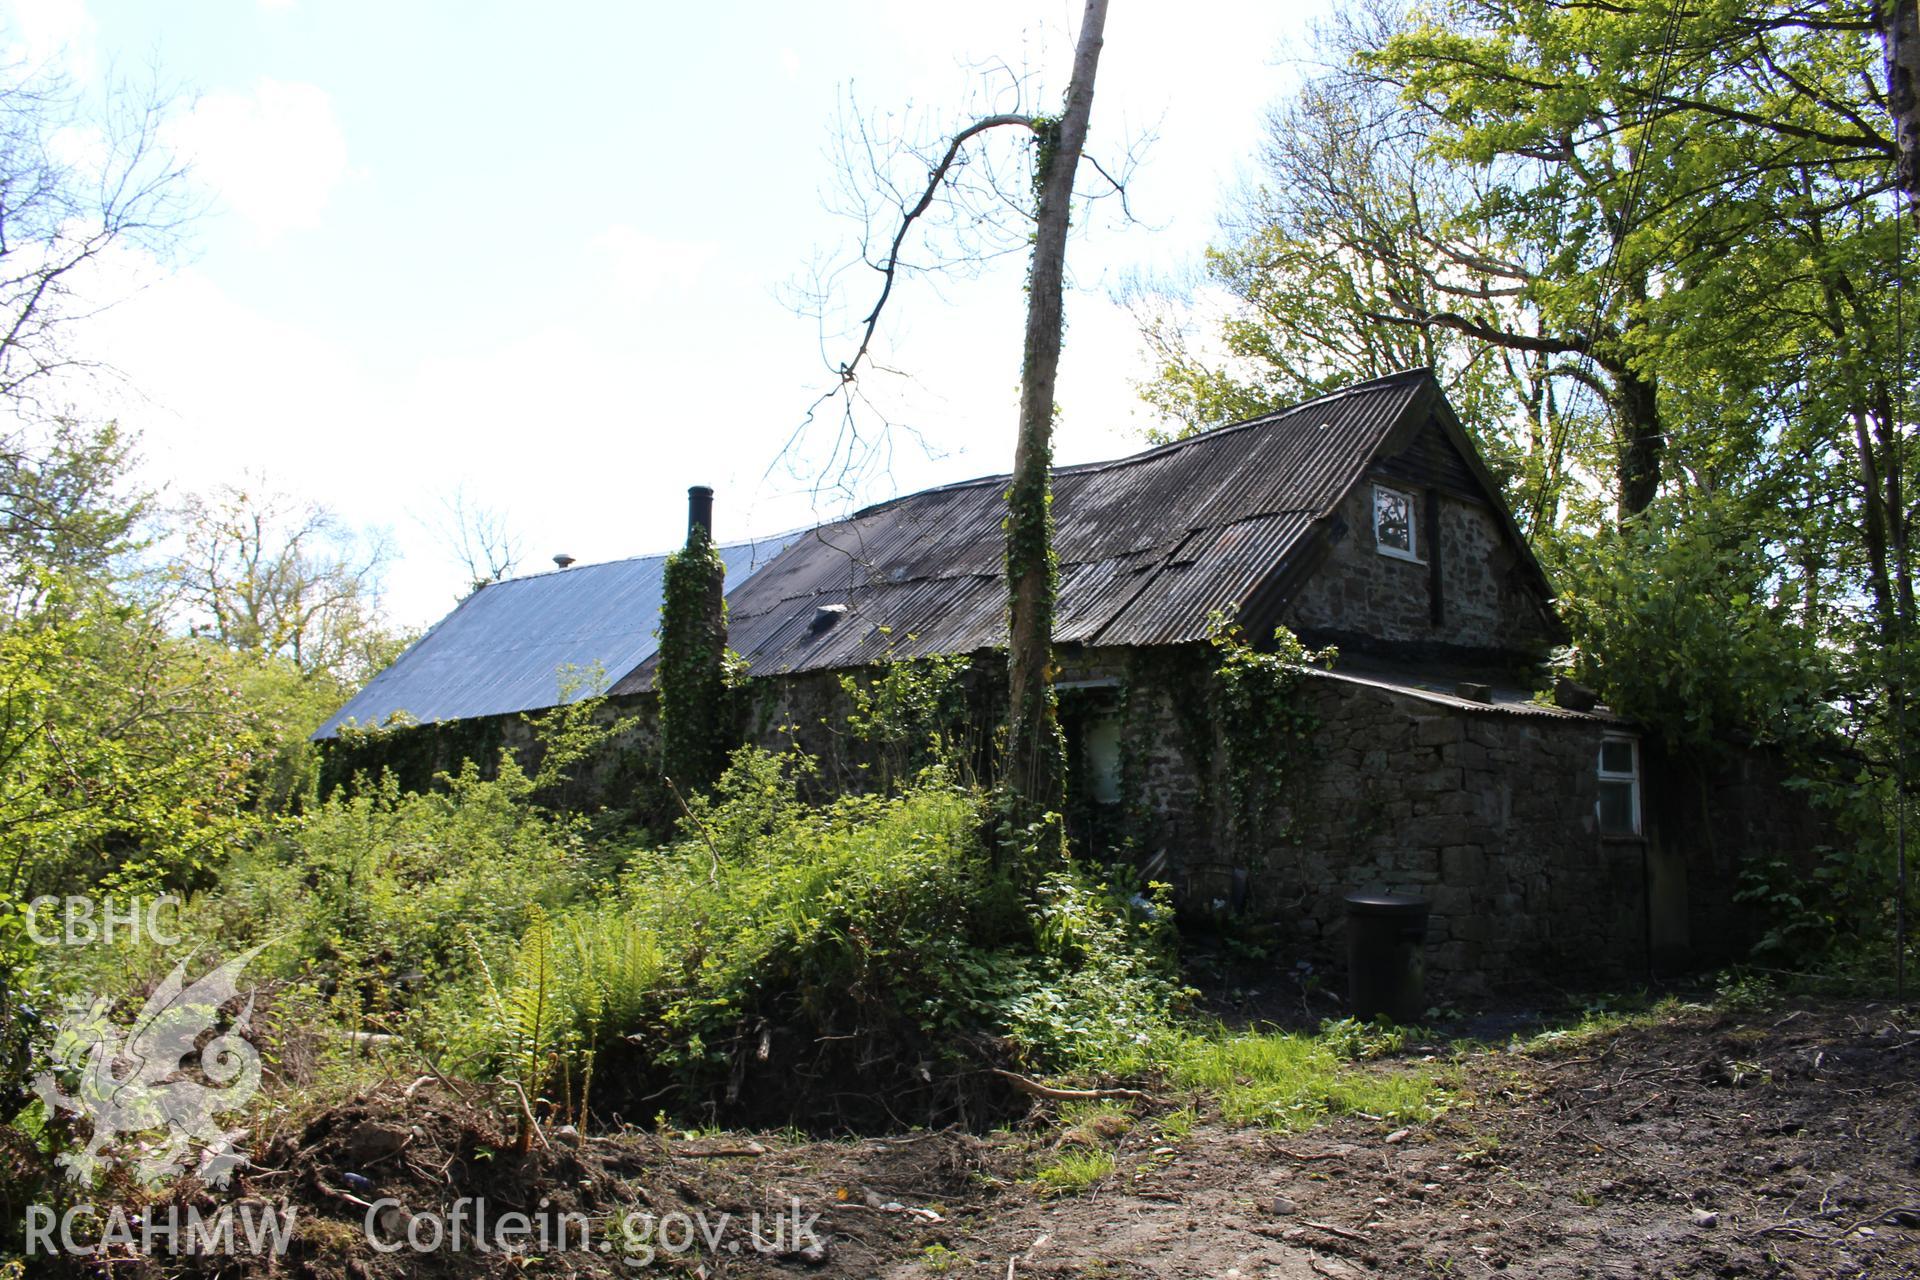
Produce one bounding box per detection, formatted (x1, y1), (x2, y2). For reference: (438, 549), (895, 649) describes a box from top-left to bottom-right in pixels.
(1597, 735), (1641, 837)
(1373, 484), (1420, 561)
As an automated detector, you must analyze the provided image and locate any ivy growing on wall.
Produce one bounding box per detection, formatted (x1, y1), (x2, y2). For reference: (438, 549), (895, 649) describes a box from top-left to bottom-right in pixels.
(1205, 614), (1335, 869)
(837, 637), (974, 792)
(656, 524), (731, 795)
(324, 711), (508, 799)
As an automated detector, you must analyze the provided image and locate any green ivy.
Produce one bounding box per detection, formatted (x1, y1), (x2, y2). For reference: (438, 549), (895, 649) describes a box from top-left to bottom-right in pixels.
(325, 712), (509, 799)
(837, 636), (973, 791)
(1029, 113), (1062, 200)
(1000, 446), (1068, 858)
(1206, 615), (1335, 869)
(656, 525), (733, 796)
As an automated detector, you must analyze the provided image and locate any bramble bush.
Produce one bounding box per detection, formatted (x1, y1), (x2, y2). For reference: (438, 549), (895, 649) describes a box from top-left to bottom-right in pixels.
(427, 746), (1187, 1121)
(247, 759), (592, 998)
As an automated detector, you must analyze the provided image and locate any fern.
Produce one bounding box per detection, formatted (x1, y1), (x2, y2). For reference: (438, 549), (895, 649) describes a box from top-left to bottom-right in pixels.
(470, 908), (576, 1150)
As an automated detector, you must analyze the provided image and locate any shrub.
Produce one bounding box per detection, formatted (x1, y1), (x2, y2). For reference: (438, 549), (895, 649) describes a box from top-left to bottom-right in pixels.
(835, 642), (976, 789)
(439, 748), (1183, 1123)
(205, 749), (595, 1011)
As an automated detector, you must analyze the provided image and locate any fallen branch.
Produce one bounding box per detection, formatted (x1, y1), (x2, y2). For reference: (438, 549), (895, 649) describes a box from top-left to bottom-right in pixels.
(839, 1201), (944, 1223)
(1747, 1222), (1827, 1242)
(1303, 1219), (1370, 1242)
(1860, 1205), (1920, 1229)
(676, 1142), (770, 1159)
(313, 1178), (377, 1212)
(990, 1069), (1157, 1103)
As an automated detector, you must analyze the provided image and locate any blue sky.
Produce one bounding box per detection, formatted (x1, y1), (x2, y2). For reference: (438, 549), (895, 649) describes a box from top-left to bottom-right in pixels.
(16, 0), (1330, 624)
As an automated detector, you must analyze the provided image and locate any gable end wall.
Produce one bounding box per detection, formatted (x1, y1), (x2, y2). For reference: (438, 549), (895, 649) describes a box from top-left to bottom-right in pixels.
(1282, 476), (1559, 662)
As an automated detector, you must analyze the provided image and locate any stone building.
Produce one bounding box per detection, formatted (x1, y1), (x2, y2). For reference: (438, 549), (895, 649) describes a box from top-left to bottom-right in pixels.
(320, 369), (1817, 986)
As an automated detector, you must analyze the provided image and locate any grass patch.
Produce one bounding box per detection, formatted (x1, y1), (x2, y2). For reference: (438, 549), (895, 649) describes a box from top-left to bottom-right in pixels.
(1156, 1105), (1196, 1143)
(1035, 1147), (1116, 1195)
(920, 1242), (962, 1272)
(1516, 994), (1706, 1056)
(1163, 1028), (1439, 1131)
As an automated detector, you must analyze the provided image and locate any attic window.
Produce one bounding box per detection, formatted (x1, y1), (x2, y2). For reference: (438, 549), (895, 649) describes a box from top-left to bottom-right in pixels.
(1597, 735), (1642, 837)
(1372, 484), (1420, 561)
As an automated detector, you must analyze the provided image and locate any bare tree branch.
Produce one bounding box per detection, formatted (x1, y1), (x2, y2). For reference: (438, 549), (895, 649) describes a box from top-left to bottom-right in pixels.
(835, 112), (1038, 389)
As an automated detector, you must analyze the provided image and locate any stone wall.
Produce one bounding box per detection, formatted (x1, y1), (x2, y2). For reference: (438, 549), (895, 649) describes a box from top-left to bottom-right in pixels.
(320, 660), (1000, 826)
(319, 692), (666, 822)
(1647, 741), (1828, 962)
(1282, 476), (1561, 662)
(1114, 647), (1824, 990)
(324, 641), (1812, 991)
(1225, 672), (1650, 987)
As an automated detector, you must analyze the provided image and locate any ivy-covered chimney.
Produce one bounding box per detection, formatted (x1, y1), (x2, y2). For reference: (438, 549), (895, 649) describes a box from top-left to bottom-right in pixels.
(657, 485), (730, 794)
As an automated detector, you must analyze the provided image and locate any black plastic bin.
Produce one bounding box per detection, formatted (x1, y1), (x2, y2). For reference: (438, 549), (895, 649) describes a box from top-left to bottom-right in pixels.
(1344, 892), (1430, 1024)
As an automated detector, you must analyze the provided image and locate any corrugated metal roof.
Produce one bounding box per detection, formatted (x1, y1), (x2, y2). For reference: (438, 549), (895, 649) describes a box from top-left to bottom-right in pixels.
(314, 533), (801, 738)
(618, 369), (1437, 689)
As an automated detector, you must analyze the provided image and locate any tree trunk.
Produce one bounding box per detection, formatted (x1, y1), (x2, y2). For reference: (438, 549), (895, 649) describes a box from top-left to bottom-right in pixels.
(1613, 359), (1663, 518)
(1607, 273), (1663, 518)
(1002, 0), (1107, 848)
(1883, 0), (1920, 217)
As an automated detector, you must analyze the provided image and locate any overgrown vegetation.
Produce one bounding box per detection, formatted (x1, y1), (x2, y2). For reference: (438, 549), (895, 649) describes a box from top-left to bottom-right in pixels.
(5, 4), (1917, 1267)
(1135, 0), (1916, 981)
(1207, 615), (1335, 868)
(416, 745), (1190, 1125)
(656, 517), (733, 796)
(835, 640), (977, 789)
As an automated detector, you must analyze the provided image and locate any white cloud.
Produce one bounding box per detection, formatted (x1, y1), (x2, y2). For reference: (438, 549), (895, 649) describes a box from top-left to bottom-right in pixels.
(163, 79), (348, 240)
(2, 0), (97, 80)
(588, 226), (718, 301)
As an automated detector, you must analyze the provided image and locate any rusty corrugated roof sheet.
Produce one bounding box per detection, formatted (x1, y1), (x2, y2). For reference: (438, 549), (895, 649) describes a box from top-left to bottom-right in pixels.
(618, 369), (1436, 689)
(314, 533), (801, 738)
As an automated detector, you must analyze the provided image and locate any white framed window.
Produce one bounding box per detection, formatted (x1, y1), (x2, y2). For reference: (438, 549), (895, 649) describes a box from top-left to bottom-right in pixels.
(1597, 735), (1641, 837)
(1372, 484), (1420, 561)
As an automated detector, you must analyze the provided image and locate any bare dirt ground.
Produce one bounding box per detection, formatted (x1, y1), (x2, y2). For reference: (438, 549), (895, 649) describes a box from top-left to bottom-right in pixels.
(85, 999), (1920, 1279)
(932, 1001), (1920, 1280)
